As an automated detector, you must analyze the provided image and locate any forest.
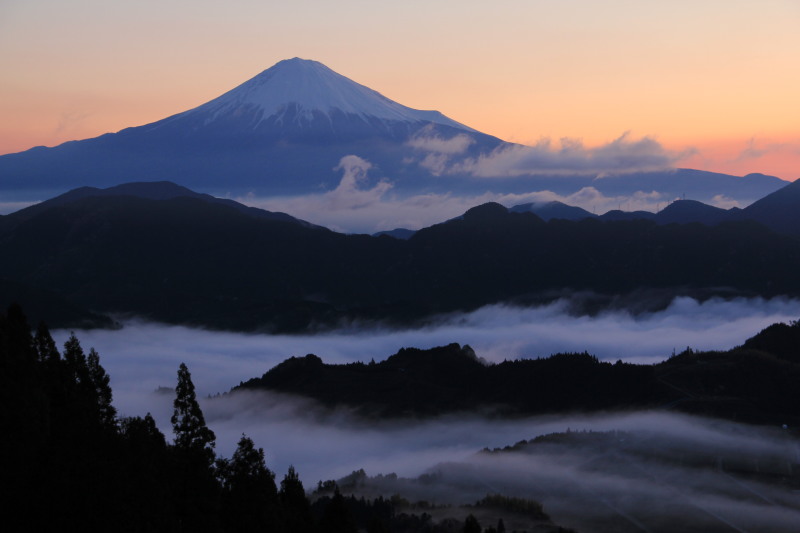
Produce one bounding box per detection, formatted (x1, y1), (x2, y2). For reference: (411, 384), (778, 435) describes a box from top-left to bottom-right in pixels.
(1, 303), (575, 533)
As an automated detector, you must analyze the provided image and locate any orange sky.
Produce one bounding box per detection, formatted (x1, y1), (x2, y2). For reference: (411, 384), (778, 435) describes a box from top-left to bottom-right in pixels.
(1, 0), (798, 180)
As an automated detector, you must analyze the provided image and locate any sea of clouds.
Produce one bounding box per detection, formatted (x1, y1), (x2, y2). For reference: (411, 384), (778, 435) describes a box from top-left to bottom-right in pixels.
(51, 296), (800, 484)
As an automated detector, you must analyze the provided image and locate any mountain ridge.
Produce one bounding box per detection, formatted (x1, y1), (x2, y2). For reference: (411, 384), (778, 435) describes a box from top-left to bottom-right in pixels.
(3, 181), (800, 331)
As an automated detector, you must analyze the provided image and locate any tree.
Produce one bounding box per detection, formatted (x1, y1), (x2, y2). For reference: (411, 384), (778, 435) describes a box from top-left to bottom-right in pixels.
(171, 362), (216, 462)
(33, 321), (59, 365)
(464, 514), (482, 533)
(280, 465), (314, 533)
(170, 363), (220, 532)
(88, 347), (117, 428)
(319, 488), (357, 533)
(218, 434), (278, 532)
(62, 332), (89, 384)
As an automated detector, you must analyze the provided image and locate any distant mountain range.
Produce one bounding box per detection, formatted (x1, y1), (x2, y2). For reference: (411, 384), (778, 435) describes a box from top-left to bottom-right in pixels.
(0, 58), (788, 207)
(2, 180), (799, 330)
(510, 177), (800, 237)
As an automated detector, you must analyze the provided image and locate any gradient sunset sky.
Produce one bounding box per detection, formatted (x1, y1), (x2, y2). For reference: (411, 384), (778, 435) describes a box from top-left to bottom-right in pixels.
(1, 0), (798, 180)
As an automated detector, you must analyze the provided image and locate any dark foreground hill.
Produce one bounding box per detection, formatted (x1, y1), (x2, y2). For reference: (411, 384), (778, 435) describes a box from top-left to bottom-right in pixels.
(236, 320), (800, 425)
(3, 183), (800, 330)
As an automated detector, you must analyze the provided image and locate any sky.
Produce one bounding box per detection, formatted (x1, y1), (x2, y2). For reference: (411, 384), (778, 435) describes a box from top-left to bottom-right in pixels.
(1, 0), (799, 181)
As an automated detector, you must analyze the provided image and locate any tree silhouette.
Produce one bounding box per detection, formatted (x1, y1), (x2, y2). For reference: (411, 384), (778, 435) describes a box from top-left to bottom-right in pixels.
(464, 514), (481, 533)
(218, 434), (279, 532)
(87, 347), (116, 429)
(319, 488), (357, 533)
(171, 362), (216, 461)
(280, 465), (314, 533)
(170, 362), (219, 532)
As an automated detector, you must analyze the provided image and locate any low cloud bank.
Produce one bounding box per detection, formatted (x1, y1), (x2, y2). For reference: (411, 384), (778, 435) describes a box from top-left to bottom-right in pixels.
(451, 133), (685, 178)
(406, 130), (684, 178)
(237, 152), (723, 233)
(52, 295), (800, 417)
(73, 384), (800, 532)
(49, 297), (800, 530)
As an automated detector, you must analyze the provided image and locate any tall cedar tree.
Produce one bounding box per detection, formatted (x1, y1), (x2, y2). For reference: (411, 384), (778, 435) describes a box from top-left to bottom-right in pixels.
(88, 347), (117, 429)
(171, 362), (220, 532)
(171, 362), (216, 461)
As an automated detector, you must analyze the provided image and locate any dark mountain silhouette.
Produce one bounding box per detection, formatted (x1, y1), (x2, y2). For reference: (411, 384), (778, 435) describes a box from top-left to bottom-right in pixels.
(8, 181), (320, 228)
(371, 227), (416, 240)
(236, 321), (800, 425)
(741, 177), (800, 236)
(510, 201), (596, 221)
(653, 199), (731, 225)
(510, 177), (800, 238)
(3, 184), (800, 331)
(598, 209), (656, 221)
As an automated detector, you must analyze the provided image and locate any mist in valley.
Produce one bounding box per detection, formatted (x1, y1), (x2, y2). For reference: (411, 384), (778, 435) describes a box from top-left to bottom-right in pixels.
(51, 295), (800, 531)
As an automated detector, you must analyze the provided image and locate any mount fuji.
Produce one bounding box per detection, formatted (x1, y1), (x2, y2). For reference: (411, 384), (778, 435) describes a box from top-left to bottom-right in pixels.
(0, 58), (503, 200)
(0, 58), (788, 207)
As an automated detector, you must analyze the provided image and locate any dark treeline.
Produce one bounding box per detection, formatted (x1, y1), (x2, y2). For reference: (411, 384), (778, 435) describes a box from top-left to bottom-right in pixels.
(2, 303), (548, 533)
(0, 303), (334, 532)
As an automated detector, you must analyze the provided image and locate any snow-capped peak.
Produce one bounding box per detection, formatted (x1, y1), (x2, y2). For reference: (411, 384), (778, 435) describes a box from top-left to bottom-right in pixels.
(187, 58), (473, 130)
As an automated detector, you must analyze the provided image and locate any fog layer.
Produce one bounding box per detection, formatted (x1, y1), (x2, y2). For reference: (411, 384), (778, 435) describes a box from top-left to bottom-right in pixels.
(49, 296), (798, 474)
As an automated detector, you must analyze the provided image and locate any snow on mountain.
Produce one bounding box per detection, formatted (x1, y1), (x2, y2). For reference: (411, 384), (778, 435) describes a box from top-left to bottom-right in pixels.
(177, 57), (473, 131)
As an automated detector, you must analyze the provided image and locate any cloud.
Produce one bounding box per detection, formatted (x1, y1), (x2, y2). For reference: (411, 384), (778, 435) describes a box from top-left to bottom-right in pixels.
(734, 137), (769, 162)
(729, 137), (800, 165)
(53, 110), (91, 137)
(242, 184), (676, 234)
(709, 194), (741, 210)
(48, 295), (800, 530)
(453, 133), (685, 177)
(52, 294), (800, 416)
(327, 155), (393, 209)
(406, 126), (476, 176)
(407, 126), (475, 156)
(0, 200), (39, 215)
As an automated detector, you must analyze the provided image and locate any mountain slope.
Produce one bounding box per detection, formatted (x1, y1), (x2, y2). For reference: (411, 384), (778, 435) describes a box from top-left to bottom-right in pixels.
(742, 177), (800, 236)
(509, 201), (596, 221)
(182, 57), (473, 131)
(7, 181), (319, 228)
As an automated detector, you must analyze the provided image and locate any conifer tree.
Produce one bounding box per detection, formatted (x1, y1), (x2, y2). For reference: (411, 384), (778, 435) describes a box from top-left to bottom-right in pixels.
(63, 332), (90, 388)
(280, 465), (314, 533)
(170, 363), (220, 532)
(87, 347), (116, 428)
(171, 362), (216, 462)
(218, 434), (279, 531)
(33, 321), (59, 365)
(464, 514), (482, 533)
(319, 488), (357, 533)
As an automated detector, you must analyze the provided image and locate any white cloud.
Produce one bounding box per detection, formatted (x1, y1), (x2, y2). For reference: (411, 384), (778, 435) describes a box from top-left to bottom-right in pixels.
(453, 133), (685, 177)
(242, 184), (676, 233)
(0, 200), (38, 215)
(327, 155), (393, 209)
(406, 126), (475, 156)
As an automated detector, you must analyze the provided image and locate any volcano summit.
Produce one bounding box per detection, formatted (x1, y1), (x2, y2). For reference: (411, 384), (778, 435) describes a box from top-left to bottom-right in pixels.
(0, 58), (501, 200)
